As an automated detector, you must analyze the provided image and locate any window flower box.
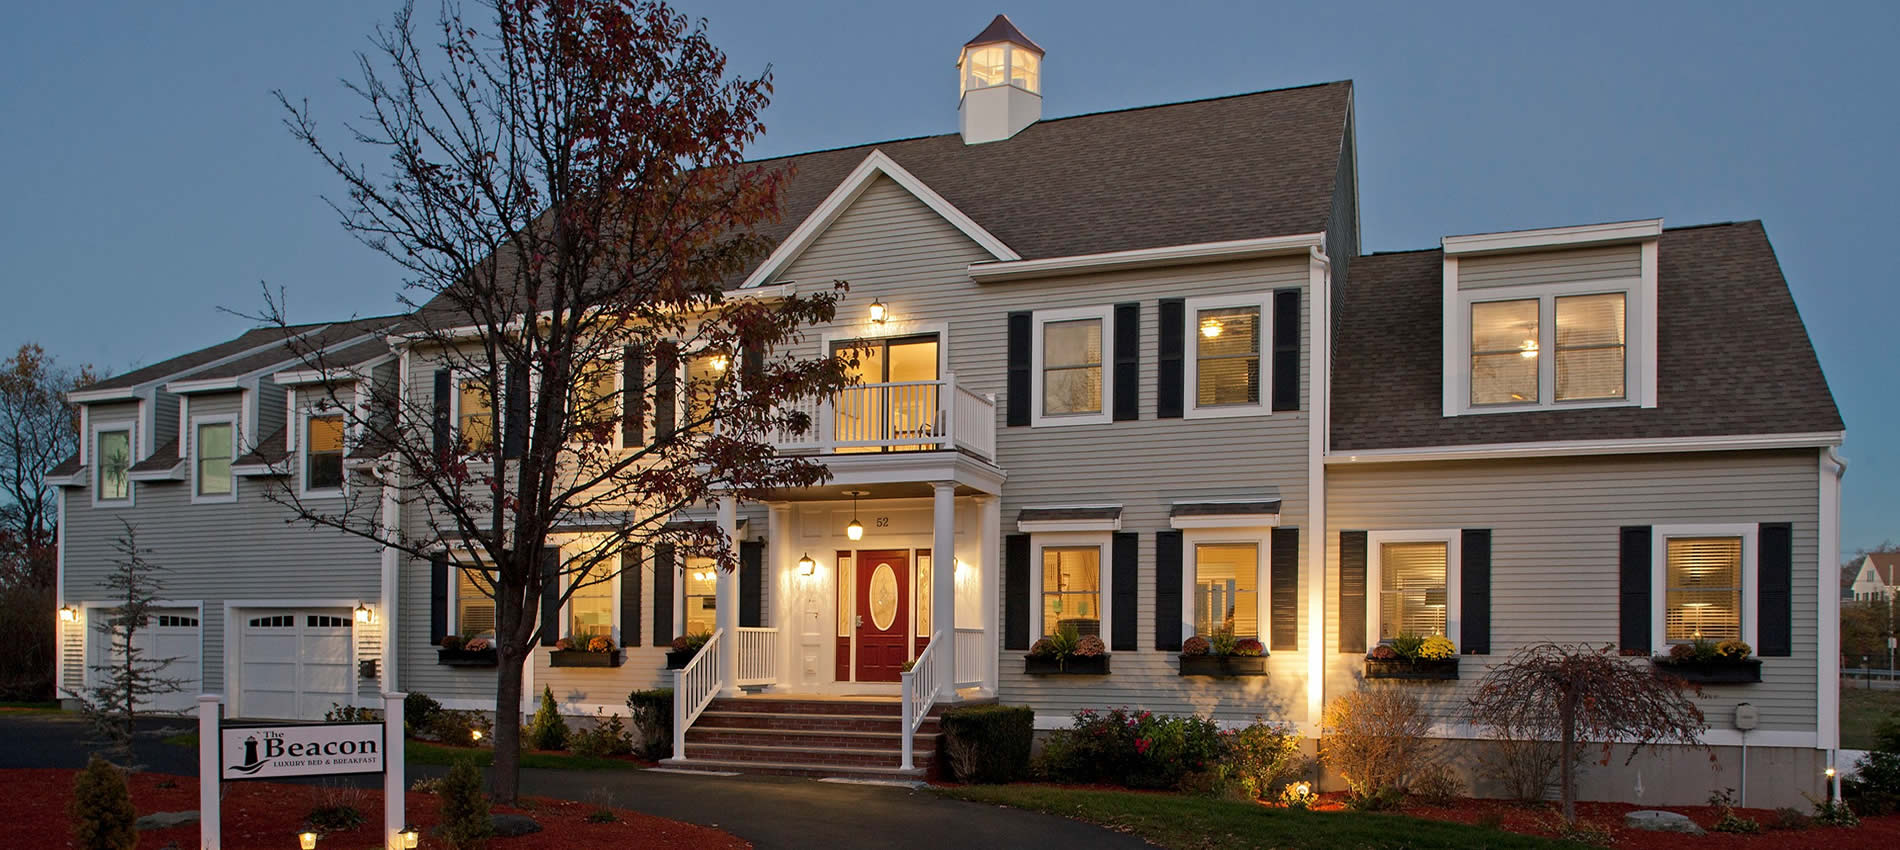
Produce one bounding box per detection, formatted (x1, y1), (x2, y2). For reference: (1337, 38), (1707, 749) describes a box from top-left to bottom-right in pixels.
(1178, 653), (1269, 677)
(1023, 654), (1110, 675)
(1364, 658), (1460, 680)
(664, 648), (698, 670)
(435, 647), (499, 667)
(1651, 658), (1761, 684)
(549, 649), (623, 668)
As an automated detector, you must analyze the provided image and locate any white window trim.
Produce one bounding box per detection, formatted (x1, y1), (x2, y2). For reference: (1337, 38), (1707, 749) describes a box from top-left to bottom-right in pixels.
(1651, 523), (1759, 651)
(189, 414), (238, 505)
(1178, 527), (1273, 645)
(90, 420), (136, 508)
(561, 555), (621, 645)
(1442, 242), (1657, 417)
(1366, 529), (1463, 651)
(1029, 305), (1114, 427)
(1028, 531), (1112, 641)
(297, 405), (347, 500)
(1183, 292), (1274, 420)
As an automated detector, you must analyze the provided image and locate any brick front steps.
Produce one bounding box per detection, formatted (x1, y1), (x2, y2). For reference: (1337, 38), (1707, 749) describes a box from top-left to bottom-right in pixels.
(661, 695), (990, 780)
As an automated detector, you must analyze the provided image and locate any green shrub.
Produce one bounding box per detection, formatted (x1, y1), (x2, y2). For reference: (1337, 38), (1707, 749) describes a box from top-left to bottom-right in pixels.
(438, 758), (494, 849)
(570, 711), (634, 759)
(406, 692), (444, 734)
(1846, 714), (1900, 815)
(423, 708), (493, 746)
(69, 756), (136, 850)
(323, 703), (379, 723)
(524, 686), (569, 751)
(626, 688), (673, 759)
(1036, 707), (1225, 790)
(939, 704), (1033, 783)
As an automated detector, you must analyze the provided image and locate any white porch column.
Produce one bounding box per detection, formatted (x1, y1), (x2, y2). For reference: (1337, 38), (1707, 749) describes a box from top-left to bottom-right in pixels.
(767, 502), (795, 689)
(716, 496), (740, 696)
(977, 493), (1001, 694)
(931, 481), (957, 697)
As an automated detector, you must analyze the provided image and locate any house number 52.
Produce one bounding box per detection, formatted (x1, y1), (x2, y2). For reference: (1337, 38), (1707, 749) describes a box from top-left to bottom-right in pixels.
(875, 517), (890, 527)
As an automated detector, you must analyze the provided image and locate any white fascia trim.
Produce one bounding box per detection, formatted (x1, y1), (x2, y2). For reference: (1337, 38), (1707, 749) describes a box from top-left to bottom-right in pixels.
(42, 470), (87, 488)
(167, 333), (387, 395)
(1017, 518), (1121, 533)
(1170, 514), (1282, 530)
(1441, 218), (1663, 256)
(273, 352), (395, 386)
(66, 387), (139, 404)
(1650, 523), (1759, 652)
(740, 149), (1019, 290)
(725, 282), (795, 301)
(1324, 431), (1846, 464)
(969, 232), (1326, 283)
(231, 462), (289, 477)
(163, 376), (244, 394)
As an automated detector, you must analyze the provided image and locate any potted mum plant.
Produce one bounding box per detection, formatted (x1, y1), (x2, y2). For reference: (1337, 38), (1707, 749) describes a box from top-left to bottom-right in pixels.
(435, 633), (499, 667)
(1364, 633), (1459, 680)
(1651, 638), (1761, 684)
(549, 634), (623, 668)
(1178, 628), (1268, 677)
(666, 632), (711, 670)
(1024, 623), (1110, 675)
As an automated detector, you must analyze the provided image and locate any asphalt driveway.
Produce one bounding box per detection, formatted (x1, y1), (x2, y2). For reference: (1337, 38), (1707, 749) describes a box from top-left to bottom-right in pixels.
(0, 712), (1149, 850)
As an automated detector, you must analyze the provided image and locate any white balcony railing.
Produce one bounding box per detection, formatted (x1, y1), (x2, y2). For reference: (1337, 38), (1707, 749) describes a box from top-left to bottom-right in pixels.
(773, 372), (995, 461)
(735, 626), (778, 687)
(954, 628), (986, 688)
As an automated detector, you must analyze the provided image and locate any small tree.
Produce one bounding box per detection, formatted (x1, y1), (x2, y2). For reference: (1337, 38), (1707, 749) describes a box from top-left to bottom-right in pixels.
(69, 522), (187, 764)
(1319, 687), (1434, 804)
(525, 686), (569, 751)
(438, 757), (494, 850)
(1469, 642), (1709, 823)
(69, 755), (137, 850)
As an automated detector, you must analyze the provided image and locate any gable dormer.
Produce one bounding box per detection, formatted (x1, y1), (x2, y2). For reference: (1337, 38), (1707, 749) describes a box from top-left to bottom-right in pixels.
(1440, 219), (1661, 417)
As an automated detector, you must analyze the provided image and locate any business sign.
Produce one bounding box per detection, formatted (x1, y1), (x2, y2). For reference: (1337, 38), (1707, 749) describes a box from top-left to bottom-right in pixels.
(220, 722), (385, 780)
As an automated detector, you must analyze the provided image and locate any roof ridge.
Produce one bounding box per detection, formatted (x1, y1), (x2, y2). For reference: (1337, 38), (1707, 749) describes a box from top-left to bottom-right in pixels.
(1361, 219), (1765, 258)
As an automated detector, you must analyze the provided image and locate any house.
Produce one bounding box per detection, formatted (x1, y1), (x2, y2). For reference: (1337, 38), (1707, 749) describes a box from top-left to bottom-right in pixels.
(48, 16), (1846, 806)
(1849, 552), (1899, 601)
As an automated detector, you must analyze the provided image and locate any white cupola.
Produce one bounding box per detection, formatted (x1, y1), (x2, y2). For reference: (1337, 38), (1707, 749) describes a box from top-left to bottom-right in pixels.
(957, 14), (1043, 145)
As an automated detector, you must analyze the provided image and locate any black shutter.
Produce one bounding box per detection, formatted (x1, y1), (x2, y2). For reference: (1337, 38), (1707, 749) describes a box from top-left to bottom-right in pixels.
(1461, 529), (1492, 655)
(620, 545), (642, 647)
(1270, 526), (1299, 651)
(1157, 299), (1184, 419)
(742, 343), (765, 391)
(1339, 531), (1367, 654)
(1619, 526), (1653, 655)
(652, 543), (676, 644)
(621, 345), (645, 447)
(1113, 303), (1140, 422)
(1155, 530), (1183, 651)
(1272, 289), (1301, 412)
(740, 540), (764, 628)
(539, 548), (561, 647)
(1111, 532), (1138, 651)
(1005, 312), (1031, 427)
(654, 343), (677, 441)
(1004, 534), (1030, 650)
(431, 370), (452, 455)
(1758, 522), (1793, 657)
(430, 554), (449, 641)
(503, 362), (528, 459)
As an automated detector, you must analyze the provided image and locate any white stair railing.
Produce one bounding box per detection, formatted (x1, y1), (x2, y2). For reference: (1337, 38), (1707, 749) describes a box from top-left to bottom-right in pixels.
(954, 628), (986, 688)
(735, 626), (778, 686)
(671, 628), (726, 760)
(899, 634), (943, 772)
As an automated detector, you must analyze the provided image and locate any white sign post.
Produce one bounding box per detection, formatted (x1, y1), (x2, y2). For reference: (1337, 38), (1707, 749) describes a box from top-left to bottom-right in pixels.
(196, 693), (408, 849)
(383, 692), (406, 850)
(197, 694), (220, 850)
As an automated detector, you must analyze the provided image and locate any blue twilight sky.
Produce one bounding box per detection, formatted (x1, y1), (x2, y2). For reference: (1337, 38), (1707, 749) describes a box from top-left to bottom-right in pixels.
(1, 2), (1894, 553)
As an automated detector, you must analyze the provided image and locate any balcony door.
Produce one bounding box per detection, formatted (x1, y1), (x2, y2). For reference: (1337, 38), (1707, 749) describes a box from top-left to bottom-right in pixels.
(832, 334), (939, 451)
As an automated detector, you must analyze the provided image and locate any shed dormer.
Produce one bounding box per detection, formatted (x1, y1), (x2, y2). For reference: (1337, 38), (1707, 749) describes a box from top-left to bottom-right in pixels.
(958, 15), (1043, 145)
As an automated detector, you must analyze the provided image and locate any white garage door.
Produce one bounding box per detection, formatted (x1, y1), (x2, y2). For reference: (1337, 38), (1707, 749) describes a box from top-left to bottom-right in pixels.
(238, 609), (354, 720)
(88, 607), (202, 714)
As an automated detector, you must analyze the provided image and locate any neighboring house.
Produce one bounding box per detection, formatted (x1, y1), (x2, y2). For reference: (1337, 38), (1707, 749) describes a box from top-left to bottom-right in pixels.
(1849, 552), (1899, 601)
(48, 16), (1846, 806)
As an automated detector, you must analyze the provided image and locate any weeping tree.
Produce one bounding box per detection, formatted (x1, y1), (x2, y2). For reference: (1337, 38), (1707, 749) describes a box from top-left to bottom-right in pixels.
(1469, 643), (1709, 823)
(261, 0), (848, 802)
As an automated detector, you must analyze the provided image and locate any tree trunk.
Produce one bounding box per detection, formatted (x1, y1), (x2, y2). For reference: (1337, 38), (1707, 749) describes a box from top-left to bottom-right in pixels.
(1559, 693), (1577, 825)
(491, 588), (526, 805)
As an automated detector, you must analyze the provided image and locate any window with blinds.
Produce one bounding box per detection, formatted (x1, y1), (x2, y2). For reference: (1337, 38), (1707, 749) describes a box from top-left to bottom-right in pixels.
(1042, 546), (1101, 637)
(569, 567), (614, 639)
(1195, 306), (1261, 407)
(1470, 299), (1540, 405)
(1042, 318), (1104, 416)
(1665, 537), (1742, 642)
(1379, 542), (1448, 641)
(1194, 543), (1259, 638)
(456, 567), (495, 636)
(1555, 293), (1625, 401)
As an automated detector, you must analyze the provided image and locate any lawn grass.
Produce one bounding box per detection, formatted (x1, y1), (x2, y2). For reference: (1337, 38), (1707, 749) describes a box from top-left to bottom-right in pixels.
(938, 784), (1575, 850)
(1841, 686), (1900, 750)
(0, 700), (62, 713)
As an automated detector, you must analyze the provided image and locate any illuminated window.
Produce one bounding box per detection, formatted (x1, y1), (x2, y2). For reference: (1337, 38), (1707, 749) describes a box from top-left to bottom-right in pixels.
(458, 379), (494, 452)
(1470, 299), (1540, 405)
(1665, 537), (1742, 643)
(915, 551), (932, 638)
(1379, 542), (1447, 641)
(96, 429), (131, 501)
(1195, 306), (1261, 408)
(571, 360), (618, 443)
(683, 355), (723, 434)
(1009, 48), (1040, 93)
(455, 567), (495, 638)
(1555, 293), (1626, 401)
(1194, 543), (1258, 638)
(1041, 547), (1100, 638)
(683, 557), (716, 634)
(305, 414), (344, 491)
(569, 567), (613, 640)
(836, 553), (854, 637)
(196, 422), (233, 497)
(961, 46), (1006, 94)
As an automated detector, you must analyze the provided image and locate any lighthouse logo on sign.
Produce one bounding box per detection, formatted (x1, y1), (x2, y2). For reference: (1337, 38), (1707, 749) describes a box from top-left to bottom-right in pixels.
(220, 723), (385, 780)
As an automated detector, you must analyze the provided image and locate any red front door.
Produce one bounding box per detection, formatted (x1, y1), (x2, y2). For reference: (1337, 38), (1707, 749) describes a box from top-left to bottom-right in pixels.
(853, 549), (910, 682)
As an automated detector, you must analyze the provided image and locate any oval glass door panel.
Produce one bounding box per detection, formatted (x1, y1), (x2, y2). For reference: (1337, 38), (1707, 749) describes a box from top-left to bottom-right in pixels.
(869, 563), (898, 631)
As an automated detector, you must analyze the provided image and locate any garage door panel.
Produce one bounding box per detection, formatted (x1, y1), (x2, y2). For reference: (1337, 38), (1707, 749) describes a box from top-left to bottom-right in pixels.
(97, 608), (201, 714)
(239, 608), (356, 720)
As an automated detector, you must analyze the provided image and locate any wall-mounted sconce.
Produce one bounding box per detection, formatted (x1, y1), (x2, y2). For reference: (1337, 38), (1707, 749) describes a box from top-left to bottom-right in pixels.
(799, 553), (817, 576)
(58, 605), (78, 623)
(354, 603), (373, 624)
(868, 298), (887, 325)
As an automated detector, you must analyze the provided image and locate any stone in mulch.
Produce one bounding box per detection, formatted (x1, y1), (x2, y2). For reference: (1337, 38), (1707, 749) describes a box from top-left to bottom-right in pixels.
(1625, 810), (1706, 834)
(135, 810), (199, 830)
(492, 813), (544, 837)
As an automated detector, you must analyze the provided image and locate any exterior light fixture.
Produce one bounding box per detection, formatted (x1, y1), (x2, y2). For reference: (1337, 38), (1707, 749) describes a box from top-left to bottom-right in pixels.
(299, 831), (320, 850)
(400, 826), (420, 849)
(711, 353), (730, 373)
(799, 553), (816, 576)
(470, 729), (484, 742)
(868, 299), (887, 324)
(58, 605), (78, 623)
(1825, 767), (1837, 778)
(354, 603), (372, 624)
(1200, 318), (1222, 338)
(844, 490), (868, 541)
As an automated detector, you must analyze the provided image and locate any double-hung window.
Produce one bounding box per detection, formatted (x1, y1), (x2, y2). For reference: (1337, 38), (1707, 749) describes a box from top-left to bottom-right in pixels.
(1192, 542), (1260, 638)
(454, 566), (495, 639)
(568, 565), (614, 641)
(1040, 545), (1101, 638)
(1184, 293), (1272, 417)
(681, 353), (725, 435)
(1367, 530), (1461, 647)
(457, 378), (495, 452)
(95, 428), (132, 502)
(1662, 534), (1744, 644)
(305, 414), (345, 493)
(194, 420), (234, 500)
(1030, 306), (1113, 426)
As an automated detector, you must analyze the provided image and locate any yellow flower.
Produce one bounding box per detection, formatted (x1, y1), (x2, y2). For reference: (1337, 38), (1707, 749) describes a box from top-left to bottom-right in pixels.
(1418, 636), (1456, 660)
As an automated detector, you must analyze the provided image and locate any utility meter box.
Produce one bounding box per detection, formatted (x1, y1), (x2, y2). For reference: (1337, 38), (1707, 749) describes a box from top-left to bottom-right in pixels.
(1733, 703), (1759, 731)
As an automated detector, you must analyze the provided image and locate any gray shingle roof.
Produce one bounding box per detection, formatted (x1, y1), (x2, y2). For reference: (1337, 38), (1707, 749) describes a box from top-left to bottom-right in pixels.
(1019, 506), (1121, 523)
(1331, 221), (1844, 451)
(47, 453), (81, 478)
(1170, 501), (1282, 518)
(183, 316), (400, 382)
(233, 426), (289, 467)
(80, 326), (308, 392)
(128, 438), (182, 473)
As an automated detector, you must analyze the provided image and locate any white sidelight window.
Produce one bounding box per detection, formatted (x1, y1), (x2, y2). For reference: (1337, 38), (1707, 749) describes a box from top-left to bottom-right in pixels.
(1031, 305), (1113, 426)
(683, 557), (717, 635)
(915, 551), (933, 639)
(194, 420), (235, 500)
(95, 427), (132, 502)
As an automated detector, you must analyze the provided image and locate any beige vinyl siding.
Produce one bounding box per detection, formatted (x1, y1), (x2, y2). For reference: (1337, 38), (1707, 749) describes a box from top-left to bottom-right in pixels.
(778, 175), (1316, 725)
(1457, 244), (1641, 289)
(1325, 450), (1820, 733)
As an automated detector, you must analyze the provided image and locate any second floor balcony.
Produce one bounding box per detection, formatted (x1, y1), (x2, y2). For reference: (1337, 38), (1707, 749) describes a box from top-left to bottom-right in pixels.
(772, 373), (996, 463)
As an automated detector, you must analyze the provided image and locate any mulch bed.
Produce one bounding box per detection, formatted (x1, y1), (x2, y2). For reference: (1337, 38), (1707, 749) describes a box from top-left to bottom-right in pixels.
(1380, 793), (1900, 849)
(3, 768), (749, 849)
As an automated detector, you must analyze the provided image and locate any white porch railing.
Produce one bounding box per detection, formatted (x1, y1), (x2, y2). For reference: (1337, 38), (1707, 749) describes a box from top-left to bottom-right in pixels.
(899, 634), (943, 772)
(954, 628), (985, 688)
(773, 373), (996, 461)
(671, 628), (725, 760)
(735, 626), (778, 686)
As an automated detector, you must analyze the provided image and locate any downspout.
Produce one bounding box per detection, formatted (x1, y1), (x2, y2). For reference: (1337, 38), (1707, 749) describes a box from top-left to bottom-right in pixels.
(1820, 445), (1846, 797)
